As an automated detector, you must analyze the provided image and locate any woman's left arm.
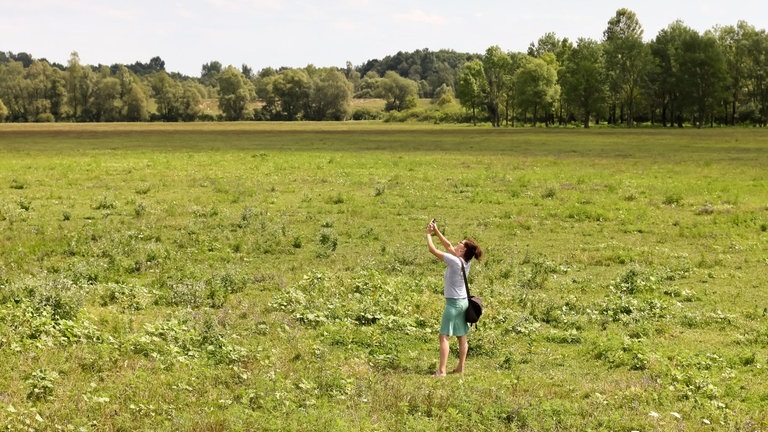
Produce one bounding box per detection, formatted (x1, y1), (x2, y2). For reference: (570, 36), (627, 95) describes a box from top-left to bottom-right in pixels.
(433, 225), (457, 257)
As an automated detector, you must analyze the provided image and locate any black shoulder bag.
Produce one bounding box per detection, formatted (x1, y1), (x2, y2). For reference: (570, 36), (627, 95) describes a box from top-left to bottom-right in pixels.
(461, 261), (483, 324)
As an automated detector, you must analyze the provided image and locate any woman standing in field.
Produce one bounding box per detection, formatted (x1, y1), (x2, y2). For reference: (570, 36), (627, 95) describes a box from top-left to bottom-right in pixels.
(426, 220), (483, 376)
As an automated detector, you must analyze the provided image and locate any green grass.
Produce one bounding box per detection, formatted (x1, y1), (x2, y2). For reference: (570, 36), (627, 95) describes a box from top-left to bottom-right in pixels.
(1, 123), (768, 431)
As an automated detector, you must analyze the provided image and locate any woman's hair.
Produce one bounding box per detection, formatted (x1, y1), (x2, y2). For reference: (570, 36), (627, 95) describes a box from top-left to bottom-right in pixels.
(462, 238), (483, 262)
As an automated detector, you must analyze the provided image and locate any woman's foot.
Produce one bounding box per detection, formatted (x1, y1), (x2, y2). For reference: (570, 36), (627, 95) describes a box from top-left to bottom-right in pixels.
(451, 368), (464, 374)
(432, 371), (446, 377)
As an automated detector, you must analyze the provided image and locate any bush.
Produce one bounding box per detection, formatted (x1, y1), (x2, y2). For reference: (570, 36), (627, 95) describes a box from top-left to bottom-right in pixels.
(99, 283), (152, 311)
(92, 195), (118, 210)
(34, 113), (55, 123)
(24, 277), (86, 321)
(434, 93), (456, 107)
(663, 192), (684, 206)
(382, 102), (471, 124)
(351, 107), (381, 120)
(25, 369), (59, 401)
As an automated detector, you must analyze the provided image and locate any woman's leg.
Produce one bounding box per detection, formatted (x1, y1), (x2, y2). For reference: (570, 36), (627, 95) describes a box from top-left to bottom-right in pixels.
(436, 334), (450, 376)
(454, 335), (468, 373)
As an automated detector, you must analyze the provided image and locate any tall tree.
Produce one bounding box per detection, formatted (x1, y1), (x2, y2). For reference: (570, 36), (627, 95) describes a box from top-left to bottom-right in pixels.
(66, 52), (94, 121)
(218, 66), (254, 121)
(123, 84), (149, 121)
(24, 60), (54, 121)
(179, 81), (204, 121)
(241, 64), (254, 79)
(651, 22), (729, 127)
(456, 59), (487, 125)
(503, 53), (527, 126)
(151, 71), (182, 121)
(0, 61), (29, 121)
(148, 56), (165, 73)
(528, 32), (573, 64)
(676, 29), (729, 127)
(482, 46), (513, 127)
(649, 21), (693, 126)
(712, 23), (747, 125)
(305, 68), (352, 121)
(271, 68), (311, 120)
(515, 55), (560, 126)
(112, 65), (147, 121)
(200, 60), (223, 87)
(91, 75), (122, 122)
(560, 38), (607, 128)
(529, 34), (573, 124)
(739, 25), (768, 125)
(378, 71), (418, 111)
(354, 71), (380, 99)
(48, 67), (68, 120)
(602, 8), (649, 127)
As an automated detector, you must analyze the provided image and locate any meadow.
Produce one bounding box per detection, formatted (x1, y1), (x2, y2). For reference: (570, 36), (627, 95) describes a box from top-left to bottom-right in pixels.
(1, 122), (767, 431)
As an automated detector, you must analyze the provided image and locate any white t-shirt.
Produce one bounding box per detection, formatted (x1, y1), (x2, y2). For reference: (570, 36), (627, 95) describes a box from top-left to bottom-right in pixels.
(443, 253), (469, 299)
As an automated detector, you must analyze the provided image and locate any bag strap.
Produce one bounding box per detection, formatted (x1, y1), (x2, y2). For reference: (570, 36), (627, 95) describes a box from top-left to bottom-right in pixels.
(460, 260), (471, 298)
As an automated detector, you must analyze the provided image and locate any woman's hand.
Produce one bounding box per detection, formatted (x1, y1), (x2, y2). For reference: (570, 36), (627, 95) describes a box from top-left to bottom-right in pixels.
(427, 220), (437, 234)
(426, 221), (444, 259)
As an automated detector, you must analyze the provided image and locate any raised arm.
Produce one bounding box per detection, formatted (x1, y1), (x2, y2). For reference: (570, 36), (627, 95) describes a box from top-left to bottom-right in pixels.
(432, 222), (458, 257)
(426, 222), (445, 260)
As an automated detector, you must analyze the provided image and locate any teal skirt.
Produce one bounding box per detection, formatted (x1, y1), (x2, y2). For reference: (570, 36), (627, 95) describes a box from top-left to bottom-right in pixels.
(440, 298), (469, 337)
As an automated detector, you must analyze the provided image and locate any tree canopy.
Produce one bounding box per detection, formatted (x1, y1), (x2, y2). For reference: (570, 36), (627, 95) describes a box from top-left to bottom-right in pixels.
(2, 11), (768, 126)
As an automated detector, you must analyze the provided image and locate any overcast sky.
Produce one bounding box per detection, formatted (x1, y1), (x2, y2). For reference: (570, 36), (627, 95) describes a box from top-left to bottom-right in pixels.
(2, 0), (764, 76)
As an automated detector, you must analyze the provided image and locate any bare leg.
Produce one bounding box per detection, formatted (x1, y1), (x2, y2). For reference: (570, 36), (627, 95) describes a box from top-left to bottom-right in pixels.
(436, 334), (450, 376)
(454, 335), (468, 373)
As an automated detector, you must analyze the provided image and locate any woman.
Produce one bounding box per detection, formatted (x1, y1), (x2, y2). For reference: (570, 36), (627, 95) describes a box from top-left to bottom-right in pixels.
(426, 220), (483, 376)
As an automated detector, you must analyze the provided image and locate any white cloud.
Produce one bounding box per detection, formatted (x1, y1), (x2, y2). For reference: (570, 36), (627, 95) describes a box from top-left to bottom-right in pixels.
(175, 3), (197, 19)
(333, 20), (360, 31)
(204, 0), (282, 12)
(393, 9), (448, 26)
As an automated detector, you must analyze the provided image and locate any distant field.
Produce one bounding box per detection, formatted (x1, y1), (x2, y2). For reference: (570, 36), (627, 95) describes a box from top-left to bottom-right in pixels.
(1, 123), (767, 431)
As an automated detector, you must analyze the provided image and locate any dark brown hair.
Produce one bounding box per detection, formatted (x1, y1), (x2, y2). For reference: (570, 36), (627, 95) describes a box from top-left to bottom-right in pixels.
(462, 238), (483, 262)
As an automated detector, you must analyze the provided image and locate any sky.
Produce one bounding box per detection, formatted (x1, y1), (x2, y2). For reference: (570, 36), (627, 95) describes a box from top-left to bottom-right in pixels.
(2, 0), (765, 77)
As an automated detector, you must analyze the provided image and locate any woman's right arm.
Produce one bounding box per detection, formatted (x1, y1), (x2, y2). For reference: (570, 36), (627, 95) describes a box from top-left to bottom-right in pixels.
(427, 223), (445, 260)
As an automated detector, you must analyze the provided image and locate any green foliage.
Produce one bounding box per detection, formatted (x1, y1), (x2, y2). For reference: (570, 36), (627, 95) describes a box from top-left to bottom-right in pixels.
(351, 106), (381, 120)
(25, 369), (59, 402)
(99, 283), (152, 311)
(560, 38), (606, 128)
(6, 20), (768, 127)
(379, 71), (419, 111)
(0, 97), (8, 121)
(515, 55), (560, 126)
(456, 59), (487, 125)
(218, 66), (254, 121)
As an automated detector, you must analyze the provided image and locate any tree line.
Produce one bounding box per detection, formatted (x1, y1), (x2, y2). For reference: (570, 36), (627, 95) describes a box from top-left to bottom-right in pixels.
(1, 9), (767, 127)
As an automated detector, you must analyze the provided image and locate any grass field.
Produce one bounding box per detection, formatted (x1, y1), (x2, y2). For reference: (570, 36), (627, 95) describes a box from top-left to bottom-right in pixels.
(1, 123), (767, 431)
